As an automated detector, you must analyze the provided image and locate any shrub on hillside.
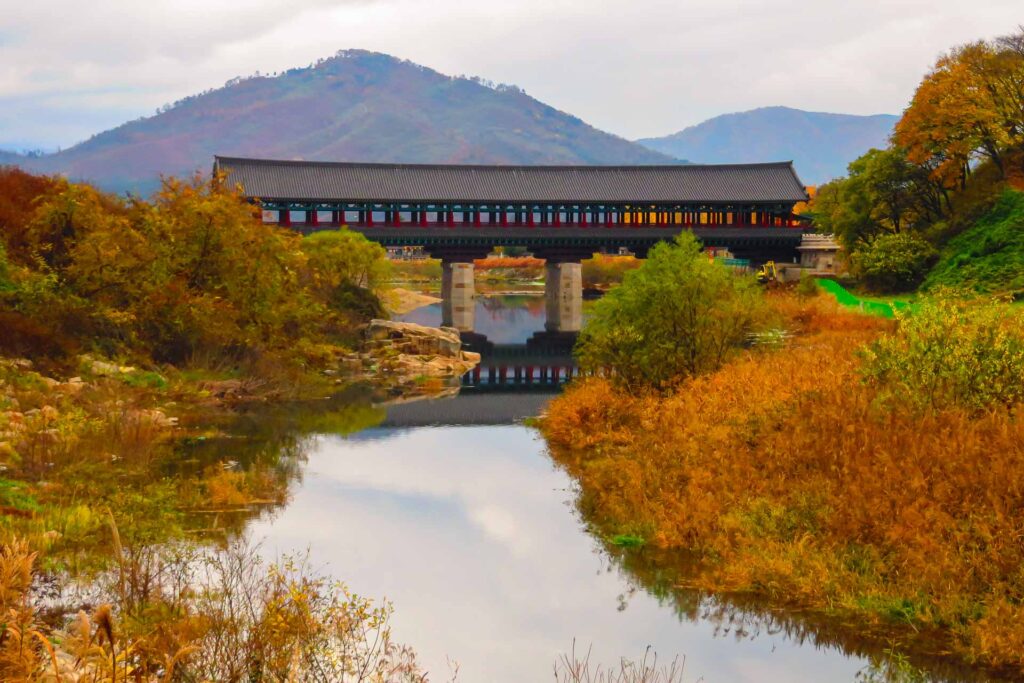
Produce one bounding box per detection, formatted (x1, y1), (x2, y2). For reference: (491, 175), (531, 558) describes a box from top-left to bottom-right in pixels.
(575, 233), (766, 392)
(861, 295), (1024, 412)
(852, 231), (938, 292)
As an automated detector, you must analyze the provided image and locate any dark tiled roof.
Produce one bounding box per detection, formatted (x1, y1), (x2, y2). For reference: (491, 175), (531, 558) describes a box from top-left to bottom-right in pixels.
(214, 156), (809, 205)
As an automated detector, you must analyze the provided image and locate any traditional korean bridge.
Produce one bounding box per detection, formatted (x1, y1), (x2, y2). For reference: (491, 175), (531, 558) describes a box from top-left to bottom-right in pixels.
(216, 156), (811, 334)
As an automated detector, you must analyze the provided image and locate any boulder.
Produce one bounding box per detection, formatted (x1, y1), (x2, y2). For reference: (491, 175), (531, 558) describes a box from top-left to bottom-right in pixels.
(356, 320), (480, 383)
(364, 320), (463, 357)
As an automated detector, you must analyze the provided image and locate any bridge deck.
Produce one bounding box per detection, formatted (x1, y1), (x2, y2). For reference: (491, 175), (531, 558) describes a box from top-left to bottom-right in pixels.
(331, 225), (806, 260)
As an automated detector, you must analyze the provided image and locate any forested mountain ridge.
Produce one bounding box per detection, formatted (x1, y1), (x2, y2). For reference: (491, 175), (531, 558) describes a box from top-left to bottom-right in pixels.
(13, 51), (677, 195)
(637, 106), (898, 184)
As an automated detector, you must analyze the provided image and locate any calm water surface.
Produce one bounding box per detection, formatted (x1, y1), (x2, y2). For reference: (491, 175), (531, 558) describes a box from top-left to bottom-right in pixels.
(235, 294), (990, 682)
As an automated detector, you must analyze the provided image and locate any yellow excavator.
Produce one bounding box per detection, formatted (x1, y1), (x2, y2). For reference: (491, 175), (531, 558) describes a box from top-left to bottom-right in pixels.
(756, 261), (779, 286)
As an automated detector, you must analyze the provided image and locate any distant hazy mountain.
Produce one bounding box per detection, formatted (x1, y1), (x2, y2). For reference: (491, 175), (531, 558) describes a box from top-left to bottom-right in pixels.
(0, 150), (24, 165)
(18, 50), (675, 195)
(636, 106), (899, 185)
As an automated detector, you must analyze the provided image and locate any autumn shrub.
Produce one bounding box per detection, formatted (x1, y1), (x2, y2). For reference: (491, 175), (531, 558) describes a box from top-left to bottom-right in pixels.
(576, 233), (767, 392)
(0, 171), (390, 371)
(473, 256), (545, 271)
(581, 253), (642, 289)
(388, 258), (442, 282)
(474, 256), (545, 281)
(542, 294), (1024, 669)
(851, 231), (939, 292)
(861, 294), (1024, 411)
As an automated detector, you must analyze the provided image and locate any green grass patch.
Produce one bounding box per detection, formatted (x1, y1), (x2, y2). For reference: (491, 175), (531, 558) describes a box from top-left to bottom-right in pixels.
(123, 369), (169, 389)
(0, 478), (40, 513)
(924, 189), (1024, 297)
(816, 279), (915, 318)
(609, 533), (646, 548)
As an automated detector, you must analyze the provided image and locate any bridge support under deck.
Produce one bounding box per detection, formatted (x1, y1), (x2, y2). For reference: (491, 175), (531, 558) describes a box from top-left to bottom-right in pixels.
(544, 262), (583, 333)
(441, 262), (475, 331)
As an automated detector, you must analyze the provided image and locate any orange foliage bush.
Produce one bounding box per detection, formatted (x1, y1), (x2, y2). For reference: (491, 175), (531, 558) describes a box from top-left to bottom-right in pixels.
(473, 256), (545, 270)
(0, 167), (59, 263)
(542, 296), (1024, 669)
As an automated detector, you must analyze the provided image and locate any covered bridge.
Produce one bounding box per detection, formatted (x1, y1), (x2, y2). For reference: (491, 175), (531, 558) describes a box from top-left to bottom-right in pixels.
(215, 156), (809, 229)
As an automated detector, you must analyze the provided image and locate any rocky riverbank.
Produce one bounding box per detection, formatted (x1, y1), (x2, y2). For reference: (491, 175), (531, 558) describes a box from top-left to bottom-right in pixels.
(341, 319), (480, 395)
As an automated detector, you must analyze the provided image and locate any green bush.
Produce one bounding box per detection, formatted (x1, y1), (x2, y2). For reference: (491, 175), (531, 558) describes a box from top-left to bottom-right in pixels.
(301, 228), (391, 293)
(852, 232), (938, 292)
(796, 273), (822, 298)
(860, 295), (1024, 412)
(576, 233), (766, 392)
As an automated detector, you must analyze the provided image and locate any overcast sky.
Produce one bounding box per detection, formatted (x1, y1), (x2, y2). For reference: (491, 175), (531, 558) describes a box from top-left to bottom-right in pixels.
(0, 0), (1021, 151)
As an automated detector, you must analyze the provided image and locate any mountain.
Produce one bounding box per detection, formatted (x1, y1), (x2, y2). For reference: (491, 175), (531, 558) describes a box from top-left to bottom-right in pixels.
(636, 106), (899, 185)
(0, 151), (25, 165)
(19, 51), (676, 195)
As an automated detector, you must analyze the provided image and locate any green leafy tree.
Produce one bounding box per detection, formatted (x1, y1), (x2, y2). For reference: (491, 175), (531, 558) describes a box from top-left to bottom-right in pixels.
(813, 148), (948, 250)
(301, 229), (391, 293)
(576, 233), (766, 392)
(851, 232), (939, 293)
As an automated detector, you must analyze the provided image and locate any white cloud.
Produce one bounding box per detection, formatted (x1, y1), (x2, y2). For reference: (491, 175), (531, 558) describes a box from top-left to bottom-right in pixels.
(0, 0), (1021, 149)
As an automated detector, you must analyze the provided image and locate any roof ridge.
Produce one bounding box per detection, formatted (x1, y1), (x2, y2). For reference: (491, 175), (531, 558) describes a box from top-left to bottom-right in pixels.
(214, 155), (796, 171)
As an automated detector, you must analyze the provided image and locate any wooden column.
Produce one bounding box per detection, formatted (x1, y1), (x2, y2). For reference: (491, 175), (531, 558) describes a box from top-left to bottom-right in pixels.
(279, 209), (291, 227)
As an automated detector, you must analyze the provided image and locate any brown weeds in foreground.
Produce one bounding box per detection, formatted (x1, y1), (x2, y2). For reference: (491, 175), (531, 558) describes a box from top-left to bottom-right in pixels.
(542, 296), (1024, 669)
(554, 642), (688, 683)
(0, 531), (425, 682)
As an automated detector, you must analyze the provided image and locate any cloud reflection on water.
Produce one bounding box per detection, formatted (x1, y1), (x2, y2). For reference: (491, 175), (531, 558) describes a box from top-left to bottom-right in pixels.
(248, 424), (868, 682)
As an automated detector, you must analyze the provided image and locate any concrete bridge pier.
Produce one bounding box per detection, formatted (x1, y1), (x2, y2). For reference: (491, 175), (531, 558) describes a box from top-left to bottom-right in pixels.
(544, 262), (583, 333)
(441, 262), (476, 331)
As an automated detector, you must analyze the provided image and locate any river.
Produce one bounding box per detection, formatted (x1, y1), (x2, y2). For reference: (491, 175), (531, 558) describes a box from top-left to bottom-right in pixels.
(230, 293), (995, 682)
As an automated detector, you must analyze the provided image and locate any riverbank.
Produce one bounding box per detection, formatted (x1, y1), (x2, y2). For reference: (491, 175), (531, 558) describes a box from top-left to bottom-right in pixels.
(539, 293), (1024, 675)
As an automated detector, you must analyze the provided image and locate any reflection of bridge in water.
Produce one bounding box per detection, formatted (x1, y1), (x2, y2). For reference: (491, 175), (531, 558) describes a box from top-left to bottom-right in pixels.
(458, 331), (580, 389)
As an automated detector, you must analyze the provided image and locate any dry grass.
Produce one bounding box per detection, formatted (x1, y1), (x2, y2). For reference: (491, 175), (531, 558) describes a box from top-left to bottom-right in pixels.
(542, 295), (1024, 669)
(0, 531), (425, 682)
